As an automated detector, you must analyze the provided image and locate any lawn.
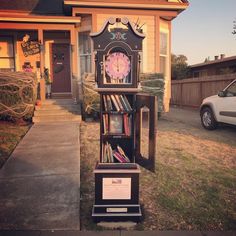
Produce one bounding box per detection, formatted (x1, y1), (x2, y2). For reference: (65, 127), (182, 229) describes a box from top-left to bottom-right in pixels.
(80, 118), (236, 231)
(0, 121), (31, 168)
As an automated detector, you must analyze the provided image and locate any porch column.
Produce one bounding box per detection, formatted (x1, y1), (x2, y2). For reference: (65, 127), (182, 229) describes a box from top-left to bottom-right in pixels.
(38, 29), (45, 102)
(70, 27), (80, 102)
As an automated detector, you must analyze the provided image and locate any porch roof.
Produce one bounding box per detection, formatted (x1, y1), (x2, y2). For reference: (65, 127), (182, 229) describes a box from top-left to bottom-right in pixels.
(64, 0), (188, 12)
(0, 0), (65, 15)
(0, 12), (81, 24)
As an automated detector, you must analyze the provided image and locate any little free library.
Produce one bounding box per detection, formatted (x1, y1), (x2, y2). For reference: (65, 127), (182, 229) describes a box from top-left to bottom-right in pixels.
(0, 0), (188, 107)
(90, 17), (158, 221)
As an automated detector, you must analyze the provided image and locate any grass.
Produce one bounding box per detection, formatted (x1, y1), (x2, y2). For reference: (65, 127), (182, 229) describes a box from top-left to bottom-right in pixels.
(80, 120), (236, 231)
(0, 121), (31, 168)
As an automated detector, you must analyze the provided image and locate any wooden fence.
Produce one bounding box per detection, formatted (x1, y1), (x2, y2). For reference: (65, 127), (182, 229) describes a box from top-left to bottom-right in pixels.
(171, 73), (236, 108)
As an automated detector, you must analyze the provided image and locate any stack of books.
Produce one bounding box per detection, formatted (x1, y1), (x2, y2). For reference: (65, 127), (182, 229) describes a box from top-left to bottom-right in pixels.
(103, 94), (132, 112)
(102, 142), (130, 163)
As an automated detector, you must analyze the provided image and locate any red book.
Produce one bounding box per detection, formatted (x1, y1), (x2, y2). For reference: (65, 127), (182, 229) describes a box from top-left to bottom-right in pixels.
(113, 152), (126, 163)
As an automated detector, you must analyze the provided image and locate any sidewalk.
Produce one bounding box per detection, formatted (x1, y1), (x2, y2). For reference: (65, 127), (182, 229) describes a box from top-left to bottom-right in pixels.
(0, 122), (80, 230)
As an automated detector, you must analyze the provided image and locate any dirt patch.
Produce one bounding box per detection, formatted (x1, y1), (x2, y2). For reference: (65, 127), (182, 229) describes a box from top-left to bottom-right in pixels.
(0, 121), (31, 168)
(80, 108), (236, 230)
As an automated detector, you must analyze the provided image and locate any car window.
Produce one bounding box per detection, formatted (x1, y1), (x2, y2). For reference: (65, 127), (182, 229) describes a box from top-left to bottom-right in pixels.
(225, 81), (236, 97)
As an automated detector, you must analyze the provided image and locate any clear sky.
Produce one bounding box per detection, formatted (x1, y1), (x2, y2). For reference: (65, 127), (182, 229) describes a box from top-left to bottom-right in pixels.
(172, 0), (236, 65)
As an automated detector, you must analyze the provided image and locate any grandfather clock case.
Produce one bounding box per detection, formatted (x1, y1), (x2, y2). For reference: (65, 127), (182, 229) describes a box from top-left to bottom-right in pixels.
(90, 17), (157, 222)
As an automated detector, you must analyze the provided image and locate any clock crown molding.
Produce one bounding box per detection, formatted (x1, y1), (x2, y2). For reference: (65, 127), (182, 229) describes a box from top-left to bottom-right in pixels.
(90, 17), (145, 38)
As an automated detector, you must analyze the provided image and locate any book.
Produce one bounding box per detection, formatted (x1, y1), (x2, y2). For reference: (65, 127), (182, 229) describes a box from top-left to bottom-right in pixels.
(117, 145), (130, 162)
(103, 114), (108, 134)
(120, 95), (128, 112)
(110, 95), (120, 111)
(123, 95), (132, 111)
(123, 114), (130, 136)
(108, 143), (114, 163)
(102, 142), (108, 163)
(115, 95), (124, 111)
(106, 95), (113, 111)
(103, 95), (108, 111)
(113, 151), (126, 163)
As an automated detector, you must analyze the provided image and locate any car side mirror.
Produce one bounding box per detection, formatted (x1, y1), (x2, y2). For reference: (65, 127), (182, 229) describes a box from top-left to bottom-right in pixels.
(218, 91), (226, 97)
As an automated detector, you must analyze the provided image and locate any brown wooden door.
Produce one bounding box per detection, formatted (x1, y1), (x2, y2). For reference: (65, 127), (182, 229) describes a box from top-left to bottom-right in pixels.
(135, 94), (158, 172)
(51, 44), (71, 93)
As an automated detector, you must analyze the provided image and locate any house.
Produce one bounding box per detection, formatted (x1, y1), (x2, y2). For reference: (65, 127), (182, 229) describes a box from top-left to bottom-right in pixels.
(189, 54), (236, 78)
(0, 0), (188, 111)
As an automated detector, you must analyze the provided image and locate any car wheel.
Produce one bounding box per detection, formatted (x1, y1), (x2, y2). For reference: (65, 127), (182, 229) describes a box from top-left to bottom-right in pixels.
(200, 107), (218, 130)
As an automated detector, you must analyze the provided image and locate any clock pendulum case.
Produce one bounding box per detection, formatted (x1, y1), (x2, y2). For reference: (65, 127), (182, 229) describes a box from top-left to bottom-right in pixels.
(90, 17), (157, 222)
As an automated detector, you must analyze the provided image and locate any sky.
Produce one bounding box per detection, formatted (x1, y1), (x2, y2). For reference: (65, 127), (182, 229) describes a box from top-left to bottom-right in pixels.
(172, 0), (236, 65)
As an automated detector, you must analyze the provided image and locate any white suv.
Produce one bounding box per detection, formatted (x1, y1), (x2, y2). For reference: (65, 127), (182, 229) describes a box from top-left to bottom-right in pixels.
(200, 79), (236, 130)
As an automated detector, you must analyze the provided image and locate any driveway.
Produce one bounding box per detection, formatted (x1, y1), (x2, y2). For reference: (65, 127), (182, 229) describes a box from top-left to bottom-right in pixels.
(162, 106), (236, 147)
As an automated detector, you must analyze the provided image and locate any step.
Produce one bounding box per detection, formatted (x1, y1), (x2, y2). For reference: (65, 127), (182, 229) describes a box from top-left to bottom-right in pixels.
(33, 114), (82, 123)
(42, 99), (76, 106)
(34, 109), (80, 117)
(51, 93), (72, 99)
(35, 104), (81, 111)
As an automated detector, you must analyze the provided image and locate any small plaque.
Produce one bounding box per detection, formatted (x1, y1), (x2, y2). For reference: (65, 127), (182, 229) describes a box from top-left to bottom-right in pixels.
(107, 208), (128, 213)
(102, 177), (131, 200)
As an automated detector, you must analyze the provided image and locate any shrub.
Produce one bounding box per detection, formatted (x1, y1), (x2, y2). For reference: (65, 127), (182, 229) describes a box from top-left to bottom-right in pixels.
(0, 72), (37, 122)
(140, 73), (165, 113)
(81, 73), (100, 119)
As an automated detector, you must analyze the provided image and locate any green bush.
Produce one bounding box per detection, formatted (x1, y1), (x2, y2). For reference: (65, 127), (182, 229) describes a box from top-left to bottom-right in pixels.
(140, 73), (165, 113)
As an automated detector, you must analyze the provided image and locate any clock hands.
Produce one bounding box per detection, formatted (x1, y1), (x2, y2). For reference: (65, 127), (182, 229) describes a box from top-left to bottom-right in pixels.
(116, 57), (119, 72)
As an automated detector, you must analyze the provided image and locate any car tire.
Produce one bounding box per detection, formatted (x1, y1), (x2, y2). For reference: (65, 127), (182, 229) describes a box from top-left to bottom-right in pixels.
(200, 107), (218, 130)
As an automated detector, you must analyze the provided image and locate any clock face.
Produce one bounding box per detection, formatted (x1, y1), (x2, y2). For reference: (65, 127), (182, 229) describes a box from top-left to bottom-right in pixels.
(105, 52), (131, 83)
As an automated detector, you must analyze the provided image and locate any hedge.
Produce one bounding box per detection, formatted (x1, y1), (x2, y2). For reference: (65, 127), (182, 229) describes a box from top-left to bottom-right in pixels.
(0, 72), (37, 121)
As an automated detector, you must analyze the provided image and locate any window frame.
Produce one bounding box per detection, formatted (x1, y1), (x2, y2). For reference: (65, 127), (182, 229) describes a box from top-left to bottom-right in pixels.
(159, 31), (169, 76)
(0, 35), (15, 71)
(79, 31), (92, 77)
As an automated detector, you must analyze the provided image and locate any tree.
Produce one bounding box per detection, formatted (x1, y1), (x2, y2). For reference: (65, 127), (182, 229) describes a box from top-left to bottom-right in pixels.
(233, 19), (236, 35)
(171, 54), (189, 80)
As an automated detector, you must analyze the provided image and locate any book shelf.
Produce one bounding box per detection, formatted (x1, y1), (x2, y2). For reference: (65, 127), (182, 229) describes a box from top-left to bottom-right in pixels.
(90, 17), (157, 223)
(101, 93), (135, 164)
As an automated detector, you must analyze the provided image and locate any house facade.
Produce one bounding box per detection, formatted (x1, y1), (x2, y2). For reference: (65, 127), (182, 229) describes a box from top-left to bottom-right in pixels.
(0, 0), (188, 111)
(189, 55), (236, 78)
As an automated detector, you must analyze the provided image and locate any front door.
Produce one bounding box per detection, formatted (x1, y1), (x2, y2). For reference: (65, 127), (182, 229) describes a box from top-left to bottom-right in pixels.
(51, 43), (71, 93)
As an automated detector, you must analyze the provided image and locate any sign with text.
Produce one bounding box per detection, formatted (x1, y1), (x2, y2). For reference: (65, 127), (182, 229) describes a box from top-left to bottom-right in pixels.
(21, 34), (41, 57)
(102, 177), (131, 200)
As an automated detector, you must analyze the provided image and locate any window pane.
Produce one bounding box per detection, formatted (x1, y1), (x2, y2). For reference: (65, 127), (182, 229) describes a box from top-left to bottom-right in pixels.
(79, 32), (92, 76)
(79, 32), (91, 54)
(0, 37), (14, 57)
(0, 58), (14, 69)
(160, 56), (166, 75)
(227, 82), (236, 94)
(160, 32), (167, 55)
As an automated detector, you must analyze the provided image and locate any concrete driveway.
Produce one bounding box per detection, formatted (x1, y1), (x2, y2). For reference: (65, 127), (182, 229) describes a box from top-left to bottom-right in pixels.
(162, 106), (236, 146)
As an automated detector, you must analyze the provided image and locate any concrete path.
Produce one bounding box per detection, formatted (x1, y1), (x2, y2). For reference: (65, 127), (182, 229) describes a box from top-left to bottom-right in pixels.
(0, 122), (80, 230)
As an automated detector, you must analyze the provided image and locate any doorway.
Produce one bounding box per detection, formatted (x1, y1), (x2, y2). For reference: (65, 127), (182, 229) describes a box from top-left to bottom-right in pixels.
(51, 43), (71, 93)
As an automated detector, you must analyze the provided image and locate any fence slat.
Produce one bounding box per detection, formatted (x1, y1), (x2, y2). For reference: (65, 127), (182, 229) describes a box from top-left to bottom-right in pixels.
(171, 74), (235, 107)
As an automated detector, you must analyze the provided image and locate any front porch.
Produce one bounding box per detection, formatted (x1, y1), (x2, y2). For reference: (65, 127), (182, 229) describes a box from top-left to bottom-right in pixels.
(0, 14), (81, 103)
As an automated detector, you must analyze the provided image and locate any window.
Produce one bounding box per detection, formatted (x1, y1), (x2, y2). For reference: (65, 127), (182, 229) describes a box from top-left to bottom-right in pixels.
(160, 32), (168, 76)
(0, 36), (15, 71)
(226, 81), (236, 97)
(79, 32), (92, 77)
